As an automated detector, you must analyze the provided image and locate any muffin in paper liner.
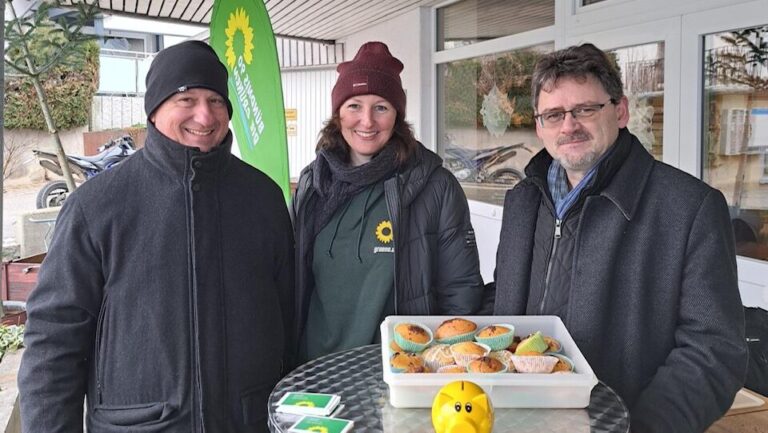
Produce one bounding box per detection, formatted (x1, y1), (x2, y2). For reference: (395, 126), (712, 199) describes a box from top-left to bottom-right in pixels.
(488, 350), (516, 372)
(474, 324), (515, 351)
(404, 364), (432, 373)
(509, 354), (559, 373)
(392, 322), (433, 353)
(389, 339), (404, 354)
(550, 353), (575, 373)
(437, 364), (467, 373)
(422, 344), (455, 371)
(467, 356), (508, 373)
(450, 342), (491, 367)
(434, 318), (478, 344)
(435, 331), (476, 345)
(515, 331), (549, 354)
(390, 352), (425, 373)
(543, 336), (562, 353)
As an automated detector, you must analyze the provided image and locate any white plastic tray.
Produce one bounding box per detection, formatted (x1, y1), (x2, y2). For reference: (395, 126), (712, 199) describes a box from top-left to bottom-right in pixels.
(380, 315), (598, 408)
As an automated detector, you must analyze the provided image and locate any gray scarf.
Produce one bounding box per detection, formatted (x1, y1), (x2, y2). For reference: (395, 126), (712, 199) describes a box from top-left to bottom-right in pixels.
(310, 144), (397, 236)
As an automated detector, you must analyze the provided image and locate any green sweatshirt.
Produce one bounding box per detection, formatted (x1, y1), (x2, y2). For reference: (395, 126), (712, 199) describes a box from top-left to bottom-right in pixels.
(299, 182), (395, 362)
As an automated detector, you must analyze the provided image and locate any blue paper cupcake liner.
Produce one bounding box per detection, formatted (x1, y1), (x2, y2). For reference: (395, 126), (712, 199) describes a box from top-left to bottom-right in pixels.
(435, 331), (476, 345)
(392, 322), (433, 353)
(474, 324), (515, 351)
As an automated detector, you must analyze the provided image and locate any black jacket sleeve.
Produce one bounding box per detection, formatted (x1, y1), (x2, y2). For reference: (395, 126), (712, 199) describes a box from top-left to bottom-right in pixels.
(433, 172), (484, 314)
(630, 190), (748, 433)
(18, 197), (104, 433)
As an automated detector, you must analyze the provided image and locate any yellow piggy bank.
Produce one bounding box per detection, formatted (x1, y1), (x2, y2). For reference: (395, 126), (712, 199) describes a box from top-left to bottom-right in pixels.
(431, 380), (494, 433)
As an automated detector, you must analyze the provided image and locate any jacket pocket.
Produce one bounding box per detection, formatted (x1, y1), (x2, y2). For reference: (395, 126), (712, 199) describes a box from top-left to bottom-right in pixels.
(241, 384), (273, 426)
(93, 401), (172, 426)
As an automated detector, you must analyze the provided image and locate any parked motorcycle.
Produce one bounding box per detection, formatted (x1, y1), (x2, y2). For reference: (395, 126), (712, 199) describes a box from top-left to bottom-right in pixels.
(443, 141), (531, 186)
(33, 135), (136, 208)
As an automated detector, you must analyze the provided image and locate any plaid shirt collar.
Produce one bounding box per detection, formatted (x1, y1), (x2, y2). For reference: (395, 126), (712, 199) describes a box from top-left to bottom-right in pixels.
(547, 159), (601, 220)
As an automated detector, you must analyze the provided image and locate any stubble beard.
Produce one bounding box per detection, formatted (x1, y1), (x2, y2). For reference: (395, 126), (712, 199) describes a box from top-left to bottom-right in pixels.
(555, 132), (600, 172)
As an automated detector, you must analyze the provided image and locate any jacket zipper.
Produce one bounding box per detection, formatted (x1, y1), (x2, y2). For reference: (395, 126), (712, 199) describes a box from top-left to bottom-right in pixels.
(384, 176), (400, 314)
(186, 156), (205, 433)
(540, 218), (562, 314)
(94, 295), (109, 404)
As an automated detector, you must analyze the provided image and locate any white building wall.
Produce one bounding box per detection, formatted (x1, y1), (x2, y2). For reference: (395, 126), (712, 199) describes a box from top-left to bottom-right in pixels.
(281, 67), (337, 179)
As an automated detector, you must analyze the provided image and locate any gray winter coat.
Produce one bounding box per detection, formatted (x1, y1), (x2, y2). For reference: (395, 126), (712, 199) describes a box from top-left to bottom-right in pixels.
(292, 143), (484, 347)
(494, 129), (747, 433)
(19, 124), (295, 433)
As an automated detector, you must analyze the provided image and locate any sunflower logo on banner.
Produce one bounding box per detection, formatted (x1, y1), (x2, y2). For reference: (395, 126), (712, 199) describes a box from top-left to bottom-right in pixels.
(210, 2), (291, 202)
(224, 8), (254, 68)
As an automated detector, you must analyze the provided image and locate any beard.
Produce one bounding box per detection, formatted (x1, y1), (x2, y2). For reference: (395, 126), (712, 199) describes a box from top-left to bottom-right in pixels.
(555, 132), (601, 172)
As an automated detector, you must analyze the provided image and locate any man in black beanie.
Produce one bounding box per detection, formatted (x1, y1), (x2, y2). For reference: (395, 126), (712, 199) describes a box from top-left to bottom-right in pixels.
(19, 40), (295, 433)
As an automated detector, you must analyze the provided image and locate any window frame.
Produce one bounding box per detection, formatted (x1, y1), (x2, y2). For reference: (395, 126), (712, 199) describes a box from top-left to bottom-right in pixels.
(680, 0), (768, 297)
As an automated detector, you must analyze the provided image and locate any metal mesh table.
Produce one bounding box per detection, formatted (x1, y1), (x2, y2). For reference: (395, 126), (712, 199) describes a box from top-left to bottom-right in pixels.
(268, 345), (630, 432)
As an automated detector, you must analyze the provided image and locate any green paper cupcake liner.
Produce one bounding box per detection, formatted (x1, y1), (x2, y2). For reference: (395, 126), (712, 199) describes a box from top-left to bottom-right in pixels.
(474, 324), (515, 351)
(392, 322), (433, 353)
(435, 331), (476, 345)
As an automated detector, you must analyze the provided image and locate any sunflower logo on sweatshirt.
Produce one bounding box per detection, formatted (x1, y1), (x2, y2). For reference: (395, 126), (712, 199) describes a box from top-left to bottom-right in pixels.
(375, 220), (394, 244)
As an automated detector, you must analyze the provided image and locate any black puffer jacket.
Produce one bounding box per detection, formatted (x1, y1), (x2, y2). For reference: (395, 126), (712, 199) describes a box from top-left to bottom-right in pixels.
(292, 143), (484, 346)
(19, 124), (295, 433)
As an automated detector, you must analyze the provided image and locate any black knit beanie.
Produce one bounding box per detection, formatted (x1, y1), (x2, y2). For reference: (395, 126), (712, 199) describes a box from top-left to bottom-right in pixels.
(144, 40), (233, 118)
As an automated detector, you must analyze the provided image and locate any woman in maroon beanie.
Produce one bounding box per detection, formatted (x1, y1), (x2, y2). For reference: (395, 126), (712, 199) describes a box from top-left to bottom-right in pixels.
(292, 41), (485, 363)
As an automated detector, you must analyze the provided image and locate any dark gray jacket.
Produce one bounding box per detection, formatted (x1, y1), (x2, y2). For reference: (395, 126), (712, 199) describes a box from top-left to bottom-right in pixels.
(292, 143), (484, 347)
(19, 124), (294, 433)
(494, 129), (747, 433)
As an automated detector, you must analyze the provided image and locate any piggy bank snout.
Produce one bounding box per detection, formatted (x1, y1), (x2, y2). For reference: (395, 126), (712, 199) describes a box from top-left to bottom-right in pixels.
(445, 418), (481, 433)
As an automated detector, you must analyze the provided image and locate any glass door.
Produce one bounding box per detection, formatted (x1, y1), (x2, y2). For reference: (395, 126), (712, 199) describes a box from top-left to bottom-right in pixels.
(681, 0), (768, 307)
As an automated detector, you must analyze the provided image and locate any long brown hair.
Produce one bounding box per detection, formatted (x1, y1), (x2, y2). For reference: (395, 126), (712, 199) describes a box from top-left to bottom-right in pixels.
(315, 111), (418, 167)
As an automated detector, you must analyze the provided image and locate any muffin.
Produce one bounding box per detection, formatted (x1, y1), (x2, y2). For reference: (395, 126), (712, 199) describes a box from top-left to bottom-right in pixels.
(489, 350), (515, 371)
(476, 325), (508, 338)
(437, 364), (467, 373)
(422, 344), (455, 371)
(543, 336), (562, 353)
(450, 341), (490, 367)
(393, 322), (433, 352)
(389, 339), (404, 353)
(404, 364), (432, 373)
(507, 336), (522, 353)
(390, 352), (425, 373)
(467, 356), (506, 373)
(515, 331), (548, 355)
(434, 318), (478, 344)
(474, 324), (515, 351)
(550, 354), (574, 373)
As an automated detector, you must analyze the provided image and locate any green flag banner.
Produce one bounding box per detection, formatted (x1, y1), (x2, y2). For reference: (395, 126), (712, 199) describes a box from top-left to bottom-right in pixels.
(210, 1), (290, 201)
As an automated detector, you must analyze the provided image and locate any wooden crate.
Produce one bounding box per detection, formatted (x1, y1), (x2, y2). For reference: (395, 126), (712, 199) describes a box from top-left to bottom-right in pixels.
(1, 253), (46, 302)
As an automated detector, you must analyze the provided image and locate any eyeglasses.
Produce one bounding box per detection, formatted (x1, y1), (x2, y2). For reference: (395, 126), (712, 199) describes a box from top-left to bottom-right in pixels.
(534, 99), (617, 128)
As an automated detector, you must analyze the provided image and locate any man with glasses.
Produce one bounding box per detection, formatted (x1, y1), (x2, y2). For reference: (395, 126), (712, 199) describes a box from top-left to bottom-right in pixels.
(493, 43), (747, 433)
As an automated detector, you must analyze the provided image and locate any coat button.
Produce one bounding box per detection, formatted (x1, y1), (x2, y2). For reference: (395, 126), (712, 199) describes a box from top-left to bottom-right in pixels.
(193, 160), (203, 168)
(192, 183), (201, 192)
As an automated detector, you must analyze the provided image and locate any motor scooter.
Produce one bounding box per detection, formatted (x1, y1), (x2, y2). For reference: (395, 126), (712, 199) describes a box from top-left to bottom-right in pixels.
(33, 135), (136, 208)
(443, 140), (531, 186)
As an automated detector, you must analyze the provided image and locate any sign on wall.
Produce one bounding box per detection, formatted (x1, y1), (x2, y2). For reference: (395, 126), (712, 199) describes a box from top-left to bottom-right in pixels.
(210, 1), (290, 201)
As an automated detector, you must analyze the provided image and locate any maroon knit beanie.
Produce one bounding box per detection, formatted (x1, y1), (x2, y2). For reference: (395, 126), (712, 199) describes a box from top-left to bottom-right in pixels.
(331, 42), (406, 115)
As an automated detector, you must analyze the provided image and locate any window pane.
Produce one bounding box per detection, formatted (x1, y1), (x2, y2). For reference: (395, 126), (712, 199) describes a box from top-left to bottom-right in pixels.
(703, 25), (768, 261)
(607, 42), (665, 160)
(437, 44), (553, 205)
(583, 0), (608, 5)
(437, 0), (554, 51)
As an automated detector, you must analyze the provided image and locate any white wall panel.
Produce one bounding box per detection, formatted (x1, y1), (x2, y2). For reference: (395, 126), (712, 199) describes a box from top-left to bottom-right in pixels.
(281, 68), (337, 179)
